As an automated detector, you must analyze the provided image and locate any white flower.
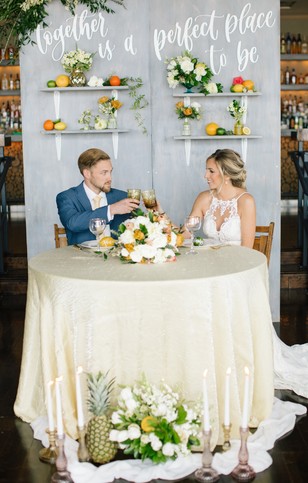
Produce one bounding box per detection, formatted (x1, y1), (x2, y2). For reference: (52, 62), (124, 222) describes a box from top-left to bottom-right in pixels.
(129, 245), (144, 263)
(149, 434), (163, 451)
(194, 62), (206, 81)
(141, 434), (150, 444)
(120, 387), (133, 401)
(109, 429), (119, 441)
(180, 58), (194, 74)
(203, 82), (218, 94)
(94, 118), (107, 130)
(162, 442), (175, 456)
(88, 75), (104, 87)
(111, 412), (122, 424)
(190, 102), (201, 110)
(119, 229), (135, 245)
(128, 424), (141, 440)
(126, 397), (138, 412)
(117, 430), (129, 442)
(121, 247), (130, 258)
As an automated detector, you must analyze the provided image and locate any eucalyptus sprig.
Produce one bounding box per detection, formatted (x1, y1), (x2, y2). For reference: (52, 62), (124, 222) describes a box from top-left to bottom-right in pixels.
(0, 0), (126, 51)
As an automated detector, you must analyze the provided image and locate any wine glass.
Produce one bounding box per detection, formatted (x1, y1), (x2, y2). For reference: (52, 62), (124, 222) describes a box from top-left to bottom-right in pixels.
(185, 216), (201, 255)
(89, 218), (106, 252)
(127, 189), (141, 201)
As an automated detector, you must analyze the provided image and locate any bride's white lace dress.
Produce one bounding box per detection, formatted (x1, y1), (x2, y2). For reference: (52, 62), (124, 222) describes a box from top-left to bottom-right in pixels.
(204, 193), (308, 399)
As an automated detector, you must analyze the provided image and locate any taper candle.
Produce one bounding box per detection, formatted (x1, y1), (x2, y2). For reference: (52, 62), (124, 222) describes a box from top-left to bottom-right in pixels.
(224, 367), (231, 426)
(76, 366), (85, 428)
(55, 376), (64, 437)
(203, 369), (210, 431)
(46, 380), (55, 431)
(241, 367), (250, 429)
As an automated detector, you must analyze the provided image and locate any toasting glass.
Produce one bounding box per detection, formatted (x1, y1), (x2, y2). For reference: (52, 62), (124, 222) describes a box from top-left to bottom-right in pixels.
(89, 218), (106, 252)
(185, 216), (201, 255)
(142, 189), (157, 209)
(127, 189), (141, 201)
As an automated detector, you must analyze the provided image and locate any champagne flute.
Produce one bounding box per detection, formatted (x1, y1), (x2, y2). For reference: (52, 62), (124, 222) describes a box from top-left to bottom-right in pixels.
(185, 216), (201, 255)
(89, 218), (106, 252)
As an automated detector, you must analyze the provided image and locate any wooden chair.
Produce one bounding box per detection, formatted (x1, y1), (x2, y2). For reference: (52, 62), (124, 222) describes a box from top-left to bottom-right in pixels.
(253, 222), (275, 266)
(54, 224), (68, 248)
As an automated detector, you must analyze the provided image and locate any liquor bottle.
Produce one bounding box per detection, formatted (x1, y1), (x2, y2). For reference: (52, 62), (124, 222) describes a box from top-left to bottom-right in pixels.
(297, 34), (302, 54)
(14, 74), (20, 90)
(284, 66), (290, 85)
(9, 74), (14, 90)
(305, 73), (308, 84)
(302, 35), (308, 54)
(1, 73), (8, 90)
(291, 34), (298, 54)
(281, 33), (286, 54)
(298, 73), (304, 84)
(289, 114), (295, 129)
(291, 68), (297, 84)
(286, 32), (292, 54)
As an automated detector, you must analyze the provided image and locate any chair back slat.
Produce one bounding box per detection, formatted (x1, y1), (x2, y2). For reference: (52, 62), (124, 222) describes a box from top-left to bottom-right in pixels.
(54, 224), (68, 248)
(253, 222), (275, 266)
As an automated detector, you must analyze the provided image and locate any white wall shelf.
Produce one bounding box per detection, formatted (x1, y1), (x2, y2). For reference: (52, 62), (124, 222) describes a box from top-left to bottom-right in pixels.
(41, 86), (129, 92)
(172, 92), (262, 98)
(174, 135), (262, 140)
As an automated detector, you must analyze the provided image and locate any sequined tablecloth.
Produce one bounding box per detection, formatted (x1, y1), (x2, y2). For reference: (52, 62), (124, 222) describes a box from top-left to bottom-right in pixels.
(14, 245), (274, 448)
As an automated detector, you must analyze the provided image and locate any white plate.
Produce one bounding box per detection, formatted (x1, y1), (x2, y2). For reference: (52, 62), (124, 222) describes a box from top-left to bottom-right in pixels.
(79, 240), (110, 251)
(183, 238), (222, 248)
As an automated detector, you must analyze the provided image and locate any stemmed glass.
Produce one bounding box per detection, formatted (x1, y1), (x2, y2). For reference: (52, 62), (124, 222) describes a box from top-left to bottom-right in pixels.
(89, 218), (106, 252)
(185, 216), (201, 255)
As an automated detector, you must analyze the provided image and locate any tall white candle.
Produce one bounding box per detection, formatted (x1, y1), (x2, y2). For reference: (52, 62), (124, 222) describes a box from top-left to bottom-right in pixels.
(46, 380), (55, 432)
(76, 366), (85, 428)
(55, 376), (64, 437)
(241, 367), (250, 429)
(203, 370), (210, 431)
(224, 368), (231, 426)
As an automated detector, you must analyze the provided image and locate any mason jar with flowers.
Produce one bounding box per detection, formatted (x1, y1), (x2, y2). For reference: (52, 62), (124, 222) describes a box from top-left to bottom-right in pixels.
(61, 48), (95, 87)
(227, 99), (247, 135)
(98, 96), (123, 129)
(175, 101), (201, 136)
(166, 51), (214, 93)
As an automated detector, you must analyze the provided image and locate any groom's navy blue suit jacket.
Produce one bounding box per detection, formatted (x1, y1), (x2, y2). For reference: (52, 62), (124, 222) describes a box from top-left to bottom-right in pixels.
(56, 182), (128, 245)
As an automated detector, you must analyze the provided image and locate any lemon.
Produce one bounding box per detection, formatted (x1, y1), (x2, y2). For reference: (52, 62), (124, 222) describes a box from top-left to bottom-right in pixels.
(205, 122), (219, 136)
(242, 126), (251, 135)
(55, 74), (70, 87)
(232, 83), (244, 93)
(99, 236), (115, 247)
(54, 121), (67, 130)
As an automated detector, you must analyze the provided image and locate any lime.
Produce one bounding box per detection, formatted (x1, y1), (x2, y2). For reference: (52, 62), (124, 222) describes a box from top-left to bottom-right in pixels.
(216, 127), (226, 135)
(47, 80), (56, 88)
(242, 126), (251, 135)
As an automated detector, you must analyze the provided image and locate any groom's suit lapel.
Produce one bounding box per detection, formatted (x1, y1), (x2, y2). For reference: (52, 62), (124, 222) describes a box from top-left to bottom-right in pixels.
(76, 183), (92, 211)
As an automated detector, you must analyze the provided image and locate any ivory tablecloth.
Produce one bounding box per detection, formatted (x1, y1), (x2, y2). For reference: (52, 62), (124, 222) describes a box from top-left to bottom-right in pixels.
(14, 245), (274, 448)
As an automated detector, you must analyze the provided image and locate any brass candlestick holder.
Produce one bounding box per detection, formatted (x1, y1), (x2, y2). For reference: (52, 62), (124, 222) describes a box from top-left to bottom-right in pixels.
(39, 428), (58, 464)
(51, 434), (74, 482)
(194, 429), (220, 483)
(222, 423), (232, 451)
(77, 426), (89, 462)
(231, 427), (256, 482)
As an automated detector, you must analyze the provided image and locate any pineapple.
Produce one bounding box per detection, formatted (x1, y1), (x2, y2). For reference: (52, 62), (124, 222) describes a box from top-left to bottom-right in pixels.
(86, 371), (118, 464)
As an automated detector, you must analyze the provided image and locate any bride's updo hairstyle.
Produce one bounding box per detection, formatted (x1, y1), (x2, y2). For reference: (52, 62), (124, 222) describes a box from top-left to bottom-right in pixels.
(207, 149), (247, 188)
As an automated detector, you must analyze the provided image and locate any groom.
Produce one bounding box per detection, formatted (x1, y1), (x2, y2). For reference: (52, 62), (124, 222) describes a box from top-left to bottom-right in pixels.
(56, 148), (139, 245)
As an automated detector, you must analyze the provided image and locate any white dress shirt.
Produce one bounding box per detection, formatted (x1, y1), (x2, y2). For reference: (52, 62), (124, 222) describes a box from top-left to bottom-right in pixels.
(83, 182), (112, 236)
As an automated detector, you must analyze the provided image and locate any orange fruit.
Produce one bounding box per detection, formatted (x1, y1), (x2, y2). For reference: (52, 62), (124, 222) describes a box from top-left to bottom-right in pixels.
(205, 122), (219, 136)
(55, 74), (70, 87)
(43, 120), (54, 130)
(109, 75), (121, 86)
(242, 80), (254, 90)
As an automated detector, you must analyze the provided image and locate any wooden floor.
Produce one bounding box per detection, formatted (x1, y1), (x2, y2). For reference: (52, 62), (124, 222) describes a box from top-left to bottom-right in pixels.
(0, 215), (308, 482)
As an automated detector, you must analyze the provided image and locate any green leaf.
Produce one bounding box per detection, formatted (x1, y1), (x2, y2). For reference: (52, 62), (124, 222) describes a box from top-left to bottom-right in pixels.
(175, 405), (187, 424)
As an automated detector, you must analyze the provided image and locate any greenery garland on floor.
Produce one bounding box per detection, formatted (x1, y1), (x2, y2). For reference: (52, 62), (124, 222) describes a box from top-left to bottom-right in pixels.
(0, 0), (126, 50)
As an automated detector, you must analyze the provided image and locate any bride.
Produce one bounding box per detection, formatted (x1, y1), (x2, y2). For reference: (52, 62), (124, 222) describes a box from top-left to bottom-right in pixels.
(186, 148), (308, 399)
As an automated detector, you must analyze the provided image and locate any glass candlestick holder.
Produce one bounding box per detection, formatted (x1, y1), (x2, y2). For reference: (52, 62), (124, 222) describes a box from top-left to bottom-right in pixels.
(231, 426), (256, 482)
(77, 426), (89, 462)
(194, 429), (220, 483)
(39, 428), (58, 464)
(222, 423), (232, 451)
(51, 434), (74, 483)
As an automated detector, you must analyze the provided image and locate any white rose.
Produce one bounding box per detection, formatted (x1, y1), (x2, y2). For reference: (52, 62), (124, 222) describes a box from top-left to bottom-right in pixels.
(130, 246), (144, 263)
(151, 233), (167, 249)
(203, 82), (218, 94)
(150, 434), (163, 451)
(153, 249), (166, 264)
(120, 387), (133, 401)
(141, 434), (150, 444)
(180, 59), (194, 74)
(191, 101), (201, 110)
(121, 248), (129, 258)
(94, 119), (107, 130)
(117, 430), (129, 442)
(109, 429), (119, 441)
(119, 229), (135, 244)
(126, 397), (138, 412)
(162, 442), (175, 456)
(111, 412), (122, 424)
(128, 424), (141, 440)
(164, 248), (176, 260)
(140, 244), (157, 260)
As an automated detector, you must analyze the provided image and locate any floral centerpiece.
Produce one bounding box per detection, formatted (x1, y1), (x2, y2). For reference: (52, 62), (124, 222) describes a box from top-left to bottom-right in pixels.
(112, 208), (183, 264)
(175, 101), (201, 120)
(109, 378), (202, 463)
(166, 51), (213, 93)
(98, 95), (123, 128)
(61, 47), (95, 86)
(227, 99), (247, 135)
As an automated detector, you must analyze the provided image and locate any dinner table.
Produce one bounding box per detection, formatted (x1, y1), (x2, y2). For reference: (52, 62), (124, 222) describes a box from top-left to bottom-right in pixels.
(14, 243), (274, 448)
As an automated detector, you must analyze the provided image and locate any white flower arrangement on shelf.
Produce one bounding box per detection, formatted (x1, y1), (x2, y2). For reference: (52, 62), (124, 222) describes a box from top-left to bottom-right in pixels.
(78, 109), (94, 130)
(109, 377), (202, 463)
(112, 209), (183, 264)
(227, 99), (247, 122)
(87, 75), (105, 87)
(61, 48), (95, 73)
(166, 51), (214, 91)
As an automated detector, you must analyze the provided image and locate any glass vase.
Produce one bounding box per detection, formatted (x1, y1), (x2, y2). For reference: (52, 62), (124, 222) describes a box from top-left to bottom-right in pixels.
(69, 68), (87, 87)
(182, 83), (194, 93)
(234, 120), (243, 135)
(182, 118), (191, 136)
(107, 114), (117, 129)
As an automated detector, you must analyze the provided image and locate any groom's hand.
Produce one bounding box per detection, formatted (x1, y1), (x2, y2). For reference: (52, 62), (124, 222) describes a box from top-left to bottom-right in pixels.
(110, 198), (140, 215)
